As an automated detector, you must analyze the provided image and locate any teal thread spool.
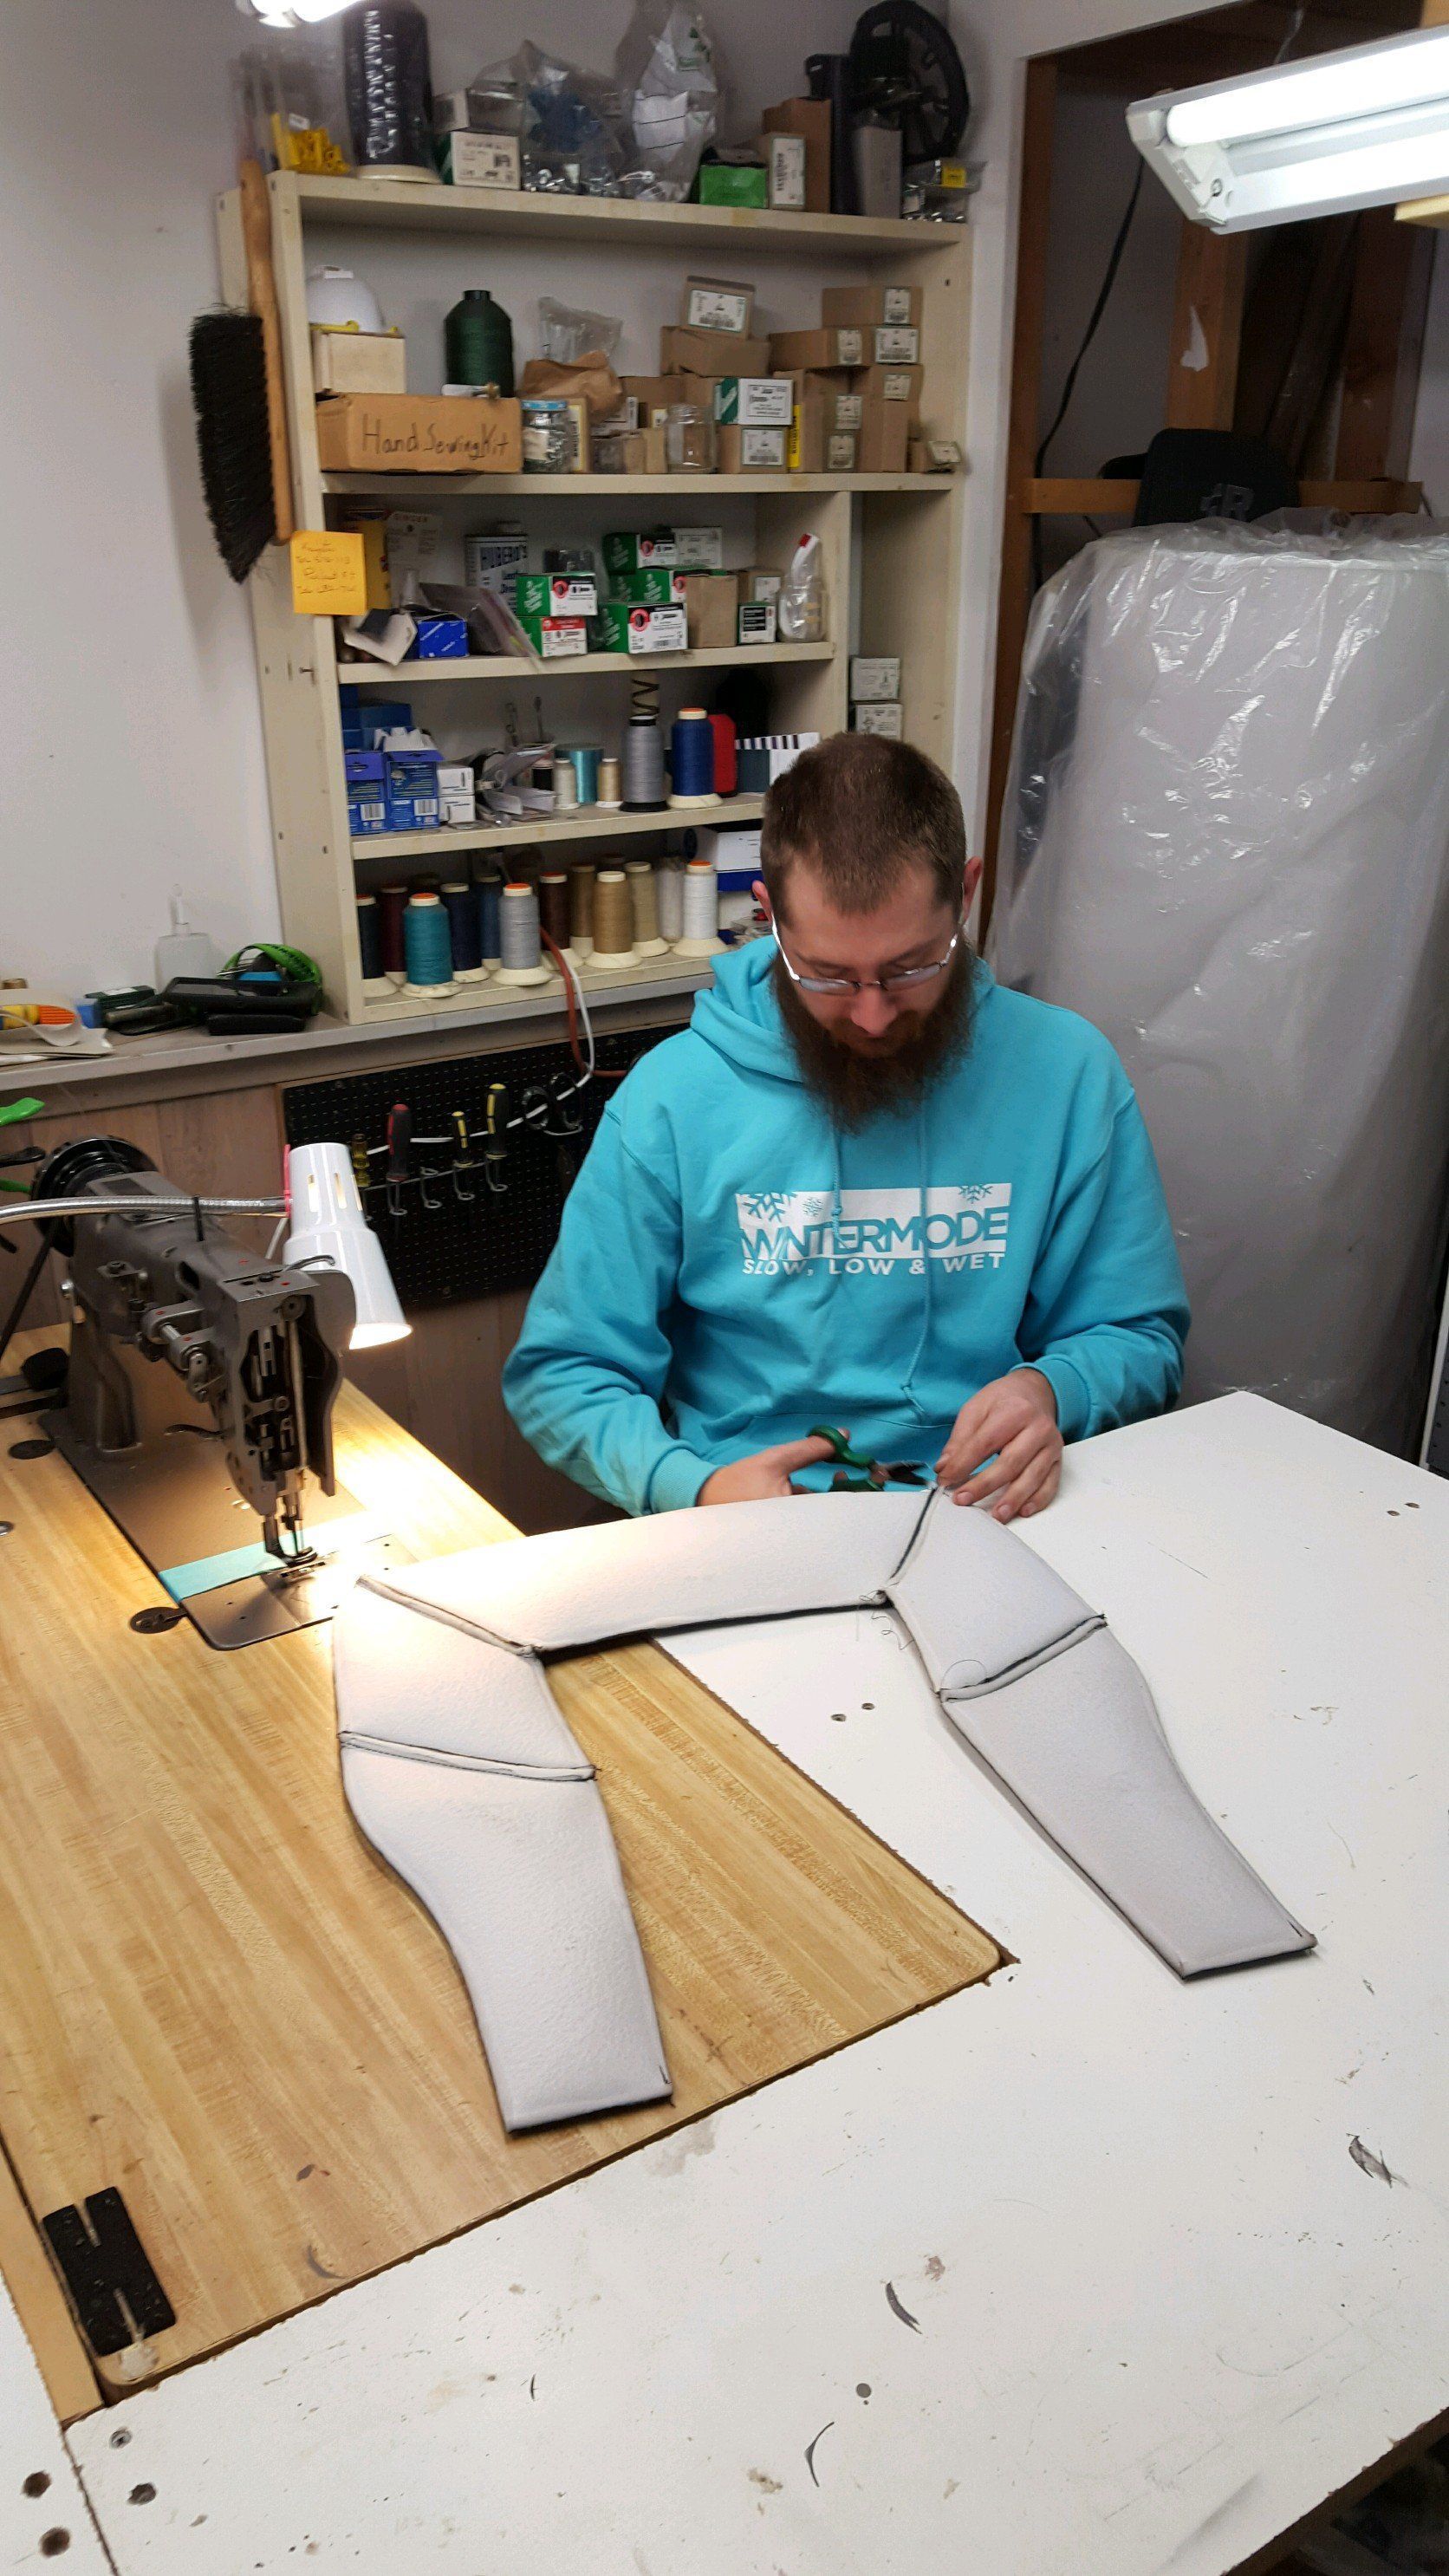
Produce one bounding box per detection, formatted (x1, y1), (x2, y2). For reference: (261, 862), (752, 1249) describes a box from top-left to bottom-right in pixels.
(403, 891), (456, 994)
(444, 289), (514, 394)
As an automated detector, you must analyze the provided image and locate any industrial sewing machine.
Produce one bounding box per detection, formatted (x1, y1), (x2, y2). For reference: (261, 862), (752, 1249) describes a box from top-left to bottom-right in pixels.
(30, 1136), (402, 1648)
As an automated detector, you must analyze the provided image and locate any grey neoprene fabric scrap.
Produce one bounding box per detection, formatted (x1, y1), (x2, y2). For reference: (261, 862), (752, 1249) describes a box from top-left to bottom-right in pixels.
(333, 1491), (1311, 2132)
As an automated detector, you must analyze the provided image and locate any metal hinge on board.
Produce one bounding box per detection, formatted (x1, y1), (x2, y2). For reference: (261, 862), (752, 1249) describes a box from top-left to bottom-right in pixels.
(42, 2189), (176, 2357)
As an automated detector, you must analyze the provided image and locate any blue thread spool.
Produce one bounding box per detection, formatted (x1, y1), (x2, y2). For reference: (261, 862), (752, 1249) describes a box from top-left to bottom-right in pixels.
(403, 892), (456, 994)
(476, 871), (503, 966)
(442, 880), (484, 980)
(568, 745), (601, 806)
(668, 706), (718, 809)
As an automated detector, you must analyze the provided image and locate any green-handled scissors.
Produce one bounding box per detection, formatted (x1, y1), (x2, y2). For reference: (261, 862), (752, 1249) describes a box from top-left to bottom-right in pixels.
(809, 1426), (931, 1493)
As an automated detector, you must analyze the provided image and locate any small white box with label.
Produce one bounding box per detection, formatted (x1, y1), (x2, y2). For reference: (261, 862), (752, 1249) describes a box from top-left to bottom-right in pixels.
(852, 701), (904, 738)
(849, 655), (901, 702)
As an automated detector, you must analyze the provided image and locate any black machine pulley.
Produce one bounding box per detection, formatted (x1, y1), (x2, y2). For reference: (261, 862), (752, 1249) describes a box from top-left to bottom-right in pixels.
(848, 1), (971, 165)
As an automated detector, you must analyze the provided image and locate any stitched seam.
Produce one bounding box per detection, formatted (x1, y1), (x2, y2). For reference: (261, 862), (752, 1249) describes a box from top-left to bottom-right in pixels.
(357, 1571), (532, 1656)
(340, 1730), (595, 1783)
(925, 1610), (1107, 1701)
(886, 1486), (941, 1585)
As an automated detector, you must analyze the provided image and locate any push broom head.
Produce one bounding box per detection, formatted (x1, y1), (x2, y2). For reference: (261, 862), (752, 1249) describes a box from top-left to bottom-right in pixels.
(189, 307), (276, 583)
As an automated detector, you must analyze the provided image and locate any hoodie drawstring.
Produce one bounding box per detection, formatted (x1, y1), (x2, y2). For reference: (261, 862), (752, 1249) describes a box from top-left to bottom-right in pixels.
(900, 1099), (933, 1418)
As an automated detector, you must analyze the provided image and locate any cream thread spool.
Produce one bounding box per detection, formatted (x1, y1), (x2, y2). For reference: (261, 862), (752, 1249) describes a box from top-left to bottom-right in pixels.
(626, 859), (667, 958)
(588, 868), (638, 972)
(551, 757), (579, 814)
(673, 858), (725, 958)
(495, 880), (552, 986)
(658, 862), (686, 945)
(569, 862), (596, 958)
(597, 753), (622, 811)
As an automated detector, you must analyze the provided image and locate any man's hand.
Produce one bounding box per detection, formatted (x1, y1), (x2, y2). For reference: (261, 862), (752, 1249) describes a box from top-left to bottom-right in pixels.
(935, 1369), (1063, 1522)
(698, 1434), (839, 1506)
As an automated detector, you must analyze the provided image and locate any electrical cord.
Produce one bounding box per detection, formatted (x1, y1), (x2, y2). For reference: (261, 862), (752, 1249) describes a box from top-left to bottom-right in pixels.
(1032, 158), (1146, 589)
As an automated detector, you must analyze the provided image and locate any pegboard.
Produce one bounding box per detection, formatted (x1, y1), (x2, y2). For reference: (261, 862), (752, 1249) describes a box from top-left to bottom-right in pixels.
(283, 1024), (675, 1309)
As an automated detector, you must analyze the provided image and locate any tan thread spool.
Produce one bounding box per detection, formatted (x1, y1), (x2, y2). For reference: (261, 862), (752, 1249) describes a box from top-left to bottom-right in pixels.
(569, 862), (596, 954)
(590, 867), (637, 971)
(626, 859), (666, 958)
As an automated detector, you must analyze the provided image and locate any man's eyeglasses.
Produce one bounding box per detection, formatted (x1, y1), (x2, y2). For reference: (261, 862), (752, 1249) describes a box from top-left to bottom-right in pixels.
(773, 924), (962, 999)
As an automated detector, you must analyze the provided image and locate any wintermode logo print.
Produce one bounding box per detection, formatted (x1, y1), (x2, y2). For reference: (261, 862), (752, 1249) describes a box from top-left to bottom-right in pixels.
(736, 1186), (1012, 1277)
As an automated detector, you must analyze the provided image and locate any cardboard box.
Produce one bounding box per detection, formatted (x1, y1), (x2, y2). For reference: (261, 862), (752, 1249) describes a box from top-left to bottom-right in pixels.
(766, 131), (807, 209)
(871, 324), (920, 366)
(612, 567), (686, 605)
(599, 602), (688, 654)
(334, 509), (392, 608)
(517, 613), (589, 660)
(744, 569), (783, 604)
(763, 99), (830, 211)
(680, 572), (740, 647)
(438, 130), (520, 189)
(681, 276), (755, 335)
(621, 373), (691, 426)
(384, 745), (442, 829)
(463, 530), (527, 595)
(769, 328), (866, 374)
(516, 571), (598, 619)
(856, 399), (910, 474)
(712, 376), (793, 426)
(438, 763), (477, 824)
(821, 284), (924, 332)
(413, 615), (470, 659)
(853, 701), (904, 738)
(697, 162), (768, 207)
(315, 394), (522, 475)
(673, 524), (724, 569)
(618, 426), (668, 475)
(346, 749), (388, 836)
(850, 655), (901, 702)
(718, 422), (788, 472)
(605, 529), (678, 575)
(788, 399), (857, 473)
(737, 598), (778, 645)
(852, 362), (925, 417)
(310, 328), (407, 396)
(661, 327), (771, 378)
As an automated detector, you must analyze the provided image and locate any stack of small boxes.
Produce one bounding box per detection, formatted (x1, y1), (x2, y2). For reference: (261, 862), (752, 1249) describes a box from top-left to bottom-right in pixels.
(341, 690), (477, 835)
(850, 655), (903, 739)
(602, 528), (780, 651)
(770, 284), (924, 476)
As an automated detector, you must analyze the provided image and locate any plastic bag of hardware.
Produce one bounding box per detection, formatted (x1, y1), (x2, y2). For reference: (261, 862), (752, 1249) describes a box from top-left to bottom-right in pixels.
(538, 298), (623, 368)
(232, 35), (352, 175)
(990, 514), (1449, 1456)
(614, 2), (720, 199)
(471, 43), (627, 195)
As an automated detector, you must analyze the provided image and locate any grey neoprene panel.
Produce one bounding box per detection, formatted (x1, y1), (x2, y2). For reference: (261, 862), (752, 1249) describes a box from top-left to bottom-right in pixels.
(333, 1492), (1311, 2130)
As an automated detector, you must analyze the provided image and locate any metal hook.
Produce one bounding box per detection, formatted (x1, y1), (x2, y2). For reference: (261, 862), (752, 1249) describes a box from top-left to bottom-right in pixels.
(547, 1073), (583, 1137)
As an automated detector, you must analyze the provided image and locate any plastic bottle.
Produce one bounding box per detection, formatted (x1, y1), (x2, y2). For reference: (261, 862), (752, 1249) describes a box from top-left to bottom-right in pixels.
(153, 892), (217, 989)
(778, 532), (826, 642)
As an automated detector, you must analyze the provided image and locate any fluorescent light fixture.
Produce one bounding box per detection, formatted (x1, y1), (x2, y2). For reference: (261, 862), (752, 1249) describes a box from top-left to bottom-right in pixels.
(283, 1142), (410, 1350)
(238, 0), (356, 26)
(1129, 23), (1449, 230)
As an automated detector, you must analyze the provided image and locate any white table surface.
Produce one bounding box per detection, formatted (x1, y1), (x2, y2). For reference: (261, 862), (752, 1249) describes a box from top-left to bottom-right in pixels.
(0, 2281), (109, 2573)
(10, 1394), (1448, 2573)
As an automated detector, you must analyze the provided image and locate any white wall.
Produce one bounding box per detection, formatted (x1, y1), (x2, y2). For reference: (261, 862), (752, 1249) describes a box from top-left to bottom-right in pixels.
(0, 0), (854, 999)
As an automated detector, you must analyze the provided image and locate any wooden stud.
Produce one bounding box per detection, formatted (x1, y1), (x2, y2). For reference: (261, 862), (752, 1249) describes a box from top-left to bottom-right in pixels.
(1335, 205), (1435, 483)
(1164, 222), (1248, 432)
(983, 55), (1057, 932)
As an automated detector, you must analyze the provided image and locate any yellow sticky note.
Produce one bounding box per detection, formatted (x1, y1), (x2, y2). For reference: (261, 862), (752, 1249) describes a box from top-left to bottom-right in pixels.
(290, 530), (367, 617)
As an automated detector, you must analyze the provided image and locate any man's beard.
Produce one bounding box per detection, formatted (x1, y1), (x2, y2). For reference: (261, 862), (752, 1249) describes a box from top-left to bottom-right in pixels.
(774, 945), (974, 1129)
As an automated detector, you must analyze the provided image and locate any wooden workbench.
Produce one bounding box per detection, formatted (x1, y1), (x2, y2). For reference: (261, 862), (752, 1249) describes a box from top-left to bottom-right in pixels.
(30, 1392), (1449, 2576)
(0, 1336), (996, 2415)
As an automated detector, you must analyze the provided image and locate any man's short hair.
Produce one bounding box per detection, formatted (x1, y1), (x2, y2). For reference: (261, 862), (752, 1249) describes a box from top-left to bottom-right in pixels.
(759, 732), (966, 920)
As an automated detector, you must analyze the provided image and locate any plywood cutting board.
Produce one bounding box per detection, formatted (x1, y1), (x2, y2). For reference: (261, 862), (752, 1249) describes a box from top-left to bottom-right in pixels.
(0, 1346), (998, 2409)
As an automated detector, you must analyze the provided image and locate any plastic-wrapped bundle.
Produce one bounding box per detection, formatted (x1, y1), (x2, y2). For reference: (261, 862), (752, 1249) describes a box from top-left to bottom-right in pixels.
(991, 516), (1449, 1454)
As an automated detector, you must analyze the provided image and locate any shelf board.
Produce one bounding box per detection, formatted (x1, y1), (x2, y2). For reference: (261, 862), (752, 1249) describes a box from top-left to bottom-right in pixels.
(355, 954), (717, 1029)
(341, 645), (831, 685)
(288, 171), (959, 261)
(1023, 475), (1423, 516)
(352, 796), (765, 865)
(322, 470), (957, 498)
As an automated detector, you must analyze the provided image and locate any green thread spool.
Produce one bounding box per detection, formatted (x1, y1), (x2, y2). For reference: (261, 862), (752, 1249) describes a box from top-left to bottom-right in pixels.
(444, 289), (515, 395)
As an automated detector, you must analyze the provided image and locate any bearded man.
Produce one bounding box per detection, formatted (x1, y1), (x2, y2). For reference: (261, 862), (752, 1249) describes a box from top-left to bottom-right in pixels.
(504, 732), (1187, 1521)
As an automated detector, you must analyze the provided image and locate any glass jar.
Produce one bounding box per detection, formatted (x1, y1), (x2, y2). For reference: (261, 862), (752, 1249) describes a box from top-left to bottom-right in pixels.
(521, 398), (576, 473)
(666, 404), (716, 472)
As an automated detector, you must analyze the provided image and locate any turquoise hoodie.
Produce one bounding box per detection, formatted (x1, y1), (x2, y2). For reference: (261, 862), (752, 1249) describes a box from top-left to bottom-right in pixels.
(504, 944), (1188, 1515)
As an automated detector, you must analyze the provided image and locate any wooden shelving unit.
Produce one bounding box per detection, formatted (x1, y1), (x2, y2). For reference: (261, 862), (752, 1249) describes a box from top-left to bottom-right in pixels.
(218, 171), (971, 1026)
